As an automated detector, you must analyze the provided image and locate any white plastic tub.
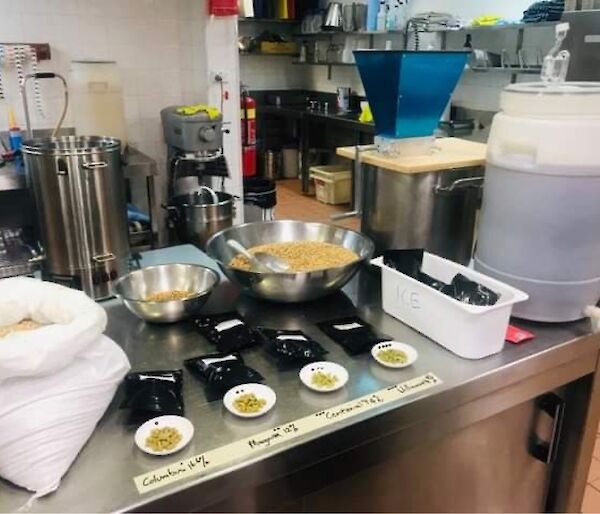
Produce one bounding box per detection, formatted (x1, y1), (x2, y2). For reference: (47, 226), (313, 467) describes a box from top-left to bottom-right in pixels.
(309, 165), (352, 205)
(371, 252), (529, 359)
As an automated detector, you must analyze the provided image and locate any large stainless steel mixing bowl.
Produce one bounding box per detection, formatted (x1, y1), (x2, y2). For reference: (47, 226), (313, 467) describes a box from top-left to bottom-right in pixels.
(115, 264), (220, 323)
(206, 221), (374, 302)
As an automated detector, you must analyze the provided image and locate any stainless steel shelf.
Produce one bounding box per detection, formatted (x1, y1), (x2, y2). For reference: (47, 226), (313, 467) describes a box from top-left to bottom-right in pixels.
(239, 17), (300, 23)
(430, 20), (558, 32)
(294, 30), (403, 37)
(470, 65), (543, 74)
(240, 51), (300, 57)
(292, 61), (356, 66)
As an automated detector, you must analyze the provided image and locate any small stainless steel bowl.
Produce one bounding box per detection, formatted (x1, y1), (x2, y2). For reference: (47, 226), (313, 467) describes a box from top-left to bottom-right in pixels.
(114, 264), (220, 323)
(206, 220), (374, 303)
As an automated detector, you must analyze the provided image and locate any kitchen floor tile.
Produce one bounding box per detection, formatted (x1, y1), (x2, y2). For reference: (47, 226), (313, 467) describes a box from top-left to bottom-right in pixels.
(594, 437), (600, 460)
(582, 484), (600, 513)
(275, 179), (354, 226)
(589, 458), (600, 484)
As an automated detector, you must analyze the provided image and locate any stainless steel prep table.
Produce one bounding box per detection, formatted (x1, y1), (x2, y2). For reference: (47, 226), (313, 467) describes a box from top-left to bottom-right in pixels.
(257, 104), (375, 194)
(1, 244), (599, 512)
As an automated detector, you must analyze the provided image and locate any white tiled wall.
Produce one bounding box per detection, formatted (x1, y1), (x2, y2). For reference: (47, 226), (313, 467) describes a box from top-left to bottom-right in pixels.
(240, 55), (306, 89)
(0, 0), (206, 166)
(0, 0), (242, 216)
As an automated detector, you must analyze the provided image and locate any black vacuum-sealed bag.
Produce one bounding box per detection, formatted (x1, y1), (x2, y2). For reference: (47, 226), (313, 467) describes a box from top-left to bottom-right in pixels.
(382, 249), (499, 306)
(442, 273), (499, 306)
(121, 369), (185, 422)
(316, 315), (390, 355)
(194, 312), (260, 353)
(257, 327), (328, 365)
(185, 352), (263, 393)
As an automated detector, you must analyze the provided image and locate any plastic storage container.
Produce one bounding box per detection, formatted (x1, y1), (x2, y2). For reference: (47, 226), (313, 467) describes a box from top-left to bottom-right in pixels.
(69, 61), (127, 148)
(282, 147), (299, 178)
(475, 82), (600, 322)
(371, 253), (528, 359)
(310, 164), (351, 204)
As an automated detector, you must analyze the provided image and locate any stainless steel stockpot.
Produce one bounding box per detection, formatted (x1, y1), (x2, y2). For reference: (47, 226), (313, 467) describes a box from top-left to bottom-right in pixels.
(22, 135), (130, 300)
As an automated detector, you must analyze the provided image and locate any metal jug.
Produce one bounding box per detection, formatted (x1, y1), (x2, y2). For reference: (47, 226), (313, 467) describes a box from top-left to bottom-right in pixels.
(323, 2), (343, 30)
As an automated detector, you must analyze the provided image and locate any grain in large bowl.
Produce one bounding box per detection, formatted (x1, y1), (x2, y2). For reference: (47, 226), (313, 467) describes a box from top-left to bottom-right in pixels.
(206, 221), (374, 302)
(115, 264), (219, 323)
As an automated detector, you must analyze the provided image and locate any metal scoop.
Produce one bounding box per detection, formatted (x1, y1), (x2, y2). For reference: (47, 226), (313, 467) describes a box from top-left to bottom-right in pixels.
(227, 240), (290, 273)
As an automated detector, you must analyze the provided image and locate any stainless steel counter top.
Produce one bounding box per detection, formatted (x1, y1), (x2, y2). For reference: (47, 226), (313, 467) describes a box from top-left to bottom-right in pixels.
(259, 104), (376, 133)
(0, 162), (26, 193)
(1, 244), (598, 512)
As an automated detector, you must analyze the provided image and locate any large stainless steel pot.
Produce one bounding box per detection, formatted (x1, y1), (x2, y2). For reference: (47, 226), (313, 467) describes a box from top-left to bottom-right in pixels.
(361, 164), (483, 264)
(206, 220), (374, 302)
(166, 191), (235, 249)
(22, 136), (130, 300)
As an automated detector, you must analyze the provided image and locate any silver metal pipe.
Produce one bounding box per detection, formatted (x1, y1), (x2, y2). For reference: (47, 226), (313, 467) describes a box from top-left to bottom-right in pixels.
(330, 144), (376, 221)
(20, 72), (69, 139)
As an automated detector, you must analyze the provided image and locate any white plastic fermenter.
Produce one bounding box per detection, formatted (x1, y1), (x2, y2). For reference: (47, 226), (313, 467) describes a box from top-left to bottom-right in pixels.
(475, 82), (600, 322)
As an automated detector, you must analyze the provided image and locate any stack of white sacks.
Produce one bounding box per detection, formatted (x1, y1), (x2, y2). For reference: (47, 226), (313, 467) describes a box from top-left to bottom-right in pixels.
(0, 277), (130, 500)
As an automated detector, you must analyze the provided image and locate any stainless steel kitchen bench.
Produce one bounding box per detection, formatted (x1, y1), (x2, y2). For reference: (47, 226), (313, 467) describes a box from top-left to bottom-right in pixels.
(1, 244), (599, 513)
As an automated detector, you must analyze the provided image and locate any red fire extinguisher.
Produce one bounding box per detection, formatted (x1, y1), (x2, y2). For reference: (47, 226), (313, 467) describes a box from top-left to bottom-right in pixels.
(241, 90), (257, 177)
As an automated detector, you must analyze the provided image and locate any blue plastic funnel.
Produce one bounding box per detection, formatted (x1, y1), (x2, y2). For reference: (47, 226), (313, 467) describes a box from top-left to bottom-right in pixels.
(354, 50), (469, 139)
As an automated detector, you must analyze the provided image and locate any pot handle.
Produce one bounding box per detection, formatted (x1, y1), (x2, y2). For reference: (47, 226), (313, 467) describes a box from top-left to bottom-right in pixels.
(435, 176), (484, 194)
(92, 252), (116, 263)
(528, 393), (565, 464)
(82, 161), (108, 170)
(28, 254), (46, 264)
(161, 204), (179, 221)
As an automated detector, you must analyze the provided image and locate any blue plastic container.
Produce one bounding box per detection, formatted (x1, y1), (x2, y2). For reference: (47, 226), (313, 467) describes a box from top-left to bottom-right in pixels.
(353, 50), (469, 139)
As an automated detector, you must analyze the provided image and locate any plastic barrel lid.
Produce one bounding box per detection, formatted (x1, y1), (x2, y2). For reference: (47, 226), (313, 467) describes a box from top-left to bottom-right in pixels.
(501, 81), (600, 117)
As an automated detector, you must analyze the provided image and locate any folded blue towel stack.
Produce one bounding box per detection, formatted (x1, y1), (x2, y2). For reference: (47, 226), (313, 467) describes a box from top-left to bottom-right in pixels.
(522, 0), (564, 22)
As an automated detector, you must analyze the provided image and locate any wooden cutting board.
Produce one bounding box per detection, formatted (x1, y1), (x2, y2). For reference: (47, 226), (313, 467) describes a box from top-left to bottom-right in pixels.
(336, 138), (487, 174)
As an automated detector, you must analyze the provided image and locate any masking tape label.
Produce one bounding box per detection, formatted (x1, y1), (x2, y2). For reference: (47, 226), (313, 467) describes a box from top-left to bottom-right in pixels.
(134, 372), (442, 494)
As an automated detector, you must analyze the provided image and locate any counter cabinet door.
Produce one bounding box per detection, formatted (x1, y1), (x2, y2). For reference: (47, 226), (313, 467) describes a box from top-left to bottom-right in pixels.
(298, 393), (563, 513)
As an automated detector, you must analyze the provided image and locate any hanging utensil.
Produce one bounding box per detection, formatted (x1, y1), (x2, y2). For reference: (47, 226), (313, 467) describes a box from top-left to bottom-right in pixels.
(0, 45), (5, 101)
(27, 45), (45, 119)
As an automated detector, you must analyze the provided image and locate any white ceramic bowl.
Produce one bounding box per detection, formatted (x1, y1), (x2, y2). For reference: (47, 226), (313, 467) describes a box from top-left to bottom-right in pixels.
(371, 341), (418, 369)
(134, 415), (194, 456)
(299, 361), (349, 392)
(223, 383), (277, 418)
